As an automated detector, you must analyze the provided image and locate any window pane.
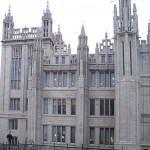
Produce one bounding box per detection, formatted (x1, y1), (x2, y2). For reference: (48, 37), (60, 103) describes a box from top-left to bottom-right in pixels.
(91, 72), (96, 87)
(58, 73), (62, 87)
(105, 128), (109, 145)
(43, 125), (48, 141)
(101, 55), (105, 63)
(56, 56), (59, 64)
(62, 57), (65, 64)
(44, 99), (48, 114)
(71, 99), (76, 115)
(110, 100), (114, 116)
(62, 99), (66, 115)
(110, 72), (115, 87)
(99, 128), (104, 145)
(105, 100), (109, 116)
(100, 72), (105, 87)
(71, 72), (76, 87)
(58, 99), (61, 114)
(53, 99), (57, 114)
(110, 128), (114, 145)
(53, 73), (57, 87)
(90, 99), (95, 115)
(62, 126), (66, 142)
(52, 126), (56, 142)
(71, 127), (75, 143)
(100, 99), (104, 116)
(105, 72), (109, 87)
(108, 55), (112, 63)
(90, 127), (95, 144)
(63, 73), (67, 87)
(57, 126), (61, 142)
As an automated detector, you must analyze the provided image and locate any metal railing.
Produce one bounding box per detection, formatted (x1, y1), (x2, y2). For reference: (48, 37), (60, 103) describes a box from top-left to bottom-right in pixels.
(0, 142), (115, 150)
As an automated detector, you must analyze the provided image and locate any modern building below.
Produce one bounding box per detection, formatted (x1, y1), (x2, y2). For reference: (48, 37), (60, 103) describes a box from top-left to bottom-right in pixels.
(0, 0), (150, 150)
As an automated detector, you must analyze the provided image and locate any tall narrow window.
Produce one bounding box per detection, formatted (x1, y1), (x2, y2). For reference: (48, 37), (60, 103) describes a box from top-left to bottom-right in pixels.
(99, 128), (104, 145)
(100, 99), (104, 115)
(56, 56), (59, 64)
(43, 20), (48, 37)
(100, 72), (105, 87)
(110, 100), (114, 116)
(105, 72), (110, 87)
(90, 127), (95, 144)
(43, 125), (48, 141)
(122, 41), (125, 75)
(58, 99), (61, 114)
(71, 99), (76, 115)
(105, 128), (109, 145)
(91, 72), (96, 87)
(70, 127), (76, 143)
(43, 98), (48, 114)
(130, 41), (132, 76)
(62, 99), (66, 114)
(25, 98), (28, 111)
(110, 128), (114, 145)
(62, 56), (65, 64)
(58, 73), (62, 87)
(44, 72), (50, 87)
(101, 55), (105, 63)
(11, 47), (22, 89)
(63, 73), (67, 87)
(90, 99), (95, 115)
(53, 73), (57, 87)
(71, 72), (76, 87)
(105, 100), (109, 116)
(107, 55), (113, 63)
(110, 72), (115, 87)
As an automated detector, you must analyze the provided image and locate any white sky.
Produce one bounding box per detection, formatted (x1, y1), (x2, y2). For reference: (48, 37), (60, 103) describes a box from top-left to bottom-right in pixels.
(0, 0), (150, 55)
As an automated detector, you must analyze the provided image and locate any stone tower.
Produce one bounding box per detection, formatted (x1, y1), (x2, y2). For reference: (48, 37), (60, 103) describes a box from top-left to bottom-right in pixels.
(113, 0), (141, 149)
(2, 5), (14, 40)
(76, 25), (89, 146)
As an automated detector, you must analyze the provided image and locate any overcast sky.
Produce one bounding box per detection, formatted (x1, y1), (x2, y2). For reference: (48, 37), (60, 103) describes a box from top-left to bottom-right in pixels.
(0, 0), (150, 55)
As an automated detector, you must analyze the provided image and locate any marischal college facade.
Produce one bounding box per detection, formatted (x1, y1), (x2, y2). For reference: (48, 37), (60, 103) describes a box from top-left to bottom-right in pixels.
(0, 0), (150, 150)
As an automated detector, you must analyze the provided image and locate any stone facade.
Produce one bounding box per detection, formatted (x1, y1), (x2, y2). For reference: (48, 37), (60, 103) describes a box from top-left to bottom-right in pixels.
(0, 0), (150, 150)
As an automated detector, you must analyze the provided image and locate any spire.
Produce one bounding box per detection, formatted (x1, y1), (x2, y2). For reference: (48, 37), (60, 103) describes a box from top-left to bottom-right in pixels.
(80, 25), (86, 36)
(58, 24), (60, 33)
(78, 25), (88, 46)
(105, 32), (108, 39)
(8, 4), (11, 16)
(46, 1), (50, 13)
(133, 3), (137, 13)
(114, 4), (117, 15)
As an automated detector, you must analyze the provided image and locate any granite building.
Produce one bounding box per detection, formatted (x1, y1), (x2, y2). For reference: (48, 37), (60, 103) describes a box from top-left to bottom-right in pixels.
(0, 0), (150, 150)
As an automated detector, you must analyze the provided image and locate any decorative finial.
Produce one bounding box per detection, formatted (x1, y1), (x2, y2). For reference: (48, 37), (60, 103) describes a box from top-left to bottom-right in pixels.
(81, 25), (85, 35)
(58, 24), (60, 33)
(8, 4), (11, 16)
(133, 3), (137, 13)
(105, 32), (108, 39)
(46, 1), (50, 13)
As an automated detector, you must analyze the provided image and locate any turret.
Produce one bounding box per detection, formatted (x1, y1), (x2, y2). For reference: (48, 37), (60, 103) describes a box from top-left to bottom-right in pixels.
(77, 25), (89, 77)
(78, 25), (88, 46)
(2, 5), (14, 40)
(42, 1), (53, 38)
